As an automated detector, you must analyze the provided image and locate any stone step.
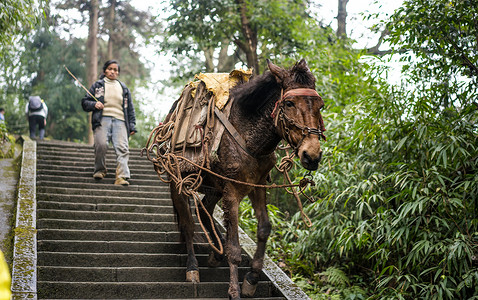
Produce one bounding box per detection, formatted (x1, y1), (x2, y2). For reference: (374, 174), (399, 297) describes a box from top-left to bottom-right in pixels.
(37, 219), (178, 231)
(36, 141), (147, 153)
(37, 241), (212, 254)
(36, 143), (146, 151)
(37, 281), (280, 299)
(36, 162), (156, 173)
(37, 229), (181, 243)
(41, 298), (284, 300)
(37, 266), (267, 283)
(37, 174), (163, 186)
(37, 168), (159, 180)
(37, 150), (152, 161)
(37, 155), (154, 168)
(37, 209), (175, 222)
(37, 200), (173, 213)
(38, 186), (167, 199)
(37, 180), (167, 192)
(37, 193), (172, 206)
(37, 252), (251, 268)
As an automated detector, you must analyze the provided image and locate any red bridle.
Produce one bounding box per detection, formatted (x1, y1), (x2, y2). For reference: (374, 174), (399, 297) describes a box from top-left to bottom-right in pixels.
(272, 88), (327, 149)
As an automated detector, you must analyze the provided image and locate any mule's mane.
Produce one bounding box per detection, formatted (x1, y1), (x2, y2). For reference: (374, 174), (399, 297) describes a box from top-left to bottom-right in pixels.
(232, 60), (316, 114)
(232, 72), (279, 114)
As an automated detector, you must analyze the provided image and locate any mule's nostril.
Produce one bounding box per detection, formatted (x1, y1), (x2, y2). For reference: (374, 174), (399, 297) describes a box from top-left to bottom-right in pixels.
(303, 151), (312, 163)
(302, 150), (320, 170)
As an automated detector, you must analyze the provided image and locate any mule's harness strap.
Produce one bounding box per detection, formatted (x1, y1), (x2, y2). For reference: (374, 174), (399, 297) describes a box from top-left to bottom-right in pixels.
(214, 106), (251, 155)
(283, 88), (321, 99)
(272, 88), (327, 150)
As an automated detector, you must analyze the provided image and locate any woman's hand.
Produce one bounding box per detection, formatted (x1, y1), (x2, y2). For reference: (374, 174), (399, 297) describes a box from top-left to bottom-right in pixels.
(94, 102), (104, 110)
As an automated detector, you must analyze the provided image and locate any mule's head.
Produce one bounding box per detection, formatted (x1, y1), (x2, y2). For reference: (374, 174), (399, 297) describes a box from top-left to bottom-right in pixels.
(268, 59), (326, 171)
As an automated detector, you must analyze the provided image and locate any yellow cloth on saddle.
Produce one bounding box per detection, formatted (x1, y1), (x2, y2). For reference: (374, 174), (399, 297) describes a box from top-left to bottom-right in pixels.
(190, 69), (253, 110)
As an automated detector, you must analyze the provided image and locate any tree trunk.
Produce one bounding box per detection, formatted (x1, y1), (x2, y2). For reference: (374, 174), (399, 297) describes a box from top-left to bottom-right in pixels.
(217, 40), (237, 72)
(107, 0), (116, 60)
(235, 0), (259, 75)
(203, 47), (215, 72)
(337, 0), (349, 39)
(87, 0), (99, 145)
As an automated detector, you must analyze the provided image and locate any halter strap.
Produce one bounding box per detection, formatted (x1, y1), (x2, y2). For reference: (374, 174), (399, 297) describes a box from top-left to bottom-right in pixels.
(272, 88), (327, 148)
(283, 88), (320, 99)
(271, 88), (321, 118)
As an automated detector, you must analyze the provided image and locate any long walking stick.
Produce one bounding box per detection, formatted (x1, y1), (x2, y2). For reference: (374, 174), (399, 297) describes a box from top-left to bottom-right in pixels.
(63, 65), (99, 102)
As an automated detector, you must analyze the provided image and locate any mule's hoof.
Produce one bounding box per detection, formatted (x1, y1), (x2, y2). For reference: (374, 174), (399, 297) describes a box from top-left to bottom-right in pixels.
(186, 270), (200, 282)
(207, 251), (222, 268)
(241, 278), (257, 297)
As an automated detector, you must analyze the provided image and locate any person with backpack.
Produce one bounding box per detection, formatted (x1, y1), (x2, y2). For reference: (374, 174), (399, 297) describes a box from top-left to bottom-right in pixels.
(25, 96), (48, 140)
(81, 59), (137, 186)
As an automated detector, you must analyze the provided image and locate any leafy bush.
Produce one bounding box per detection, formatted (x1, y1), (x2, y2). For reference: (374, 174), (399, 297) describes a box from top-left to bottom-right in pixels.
(0, 123), (16, 159)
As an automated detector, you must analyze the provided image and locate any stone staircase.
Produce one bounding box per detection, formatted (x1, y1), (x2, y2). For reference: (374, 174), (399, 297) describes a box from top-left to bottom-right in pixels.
(32, 140), (293, 299)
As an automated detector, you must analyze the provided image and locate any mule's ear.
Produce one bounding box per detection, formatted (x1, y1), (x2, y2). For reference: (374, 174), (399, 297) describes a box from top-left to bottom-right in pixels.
(267, 59), (288, 83)
(296, 59), (310, 71)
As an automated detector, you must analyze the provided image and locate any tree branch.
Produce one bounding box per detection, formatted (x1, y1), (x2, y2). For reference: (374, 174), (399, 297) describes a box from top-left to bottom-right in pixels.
(366, 28), (390, 56)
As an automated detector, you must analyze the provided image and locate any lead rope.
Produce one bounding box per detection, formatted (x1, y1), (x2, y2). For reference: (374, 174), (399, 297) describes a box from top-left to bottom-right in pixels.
(276, 150), (314, 227)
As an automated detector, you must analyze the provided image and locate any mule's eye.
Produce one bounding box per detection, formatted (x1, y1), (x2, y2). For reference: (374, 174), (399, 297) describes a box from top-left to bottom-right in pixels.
(285, 101), (294, 107)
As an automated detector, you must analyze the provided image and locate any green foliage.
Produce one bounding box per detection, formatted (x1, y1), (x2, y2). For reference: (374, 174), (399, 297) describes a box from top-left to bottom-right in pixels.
(161, 0), (323, 78)
(238, 1), (478, 299)
(15, 27), (89, 141)
(387, 0), (478, 85)
(241, 1), (478, 299)
(1, 1), (159, 146)
(0, 123), (16, 158)
(0, 0), (45, 62)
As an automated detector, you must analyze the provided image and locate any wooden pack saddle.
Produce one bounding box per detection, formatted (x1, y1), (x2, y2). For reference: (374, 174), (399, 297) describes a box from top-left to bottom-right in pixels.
(167, 69), (252, 170)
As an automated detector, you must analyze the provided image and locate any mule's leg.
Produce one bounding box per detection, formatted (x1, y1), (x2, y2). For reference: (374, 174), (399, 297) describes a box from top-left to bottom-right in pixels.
(242, 187), (271, 297)
(223, 187), (243, 300)
(198, 188), (225, 267)
(170, 183), (200, 282)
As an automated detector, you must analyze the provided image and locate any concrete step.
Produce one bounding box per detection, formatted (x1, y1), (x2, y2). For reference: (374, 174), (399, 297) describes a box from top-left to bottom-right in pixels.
(38, 186), (167, 199)
(37, 281), (281, 299)
(37, 209), (175, 222)
(37, 180), (167, 192)
(37, 266), (268, 283)
(37, 241), (211, 254)
(37, 155), (154, 168)
(37, 168), (159, 180)
(37, 252), (252, 268)
(37, 174), (163, 186)
(37, 200), (173, 214)
(37, 228), (182, 242)
(37, 150), (152, 161)
(36, 140), (147, 153)
(40, 298), (284, 300)
(37, 193), (172, 205)
(37, 219), (178, 231)
(37, 141), (147, 154)
(36, 162), (157, 174)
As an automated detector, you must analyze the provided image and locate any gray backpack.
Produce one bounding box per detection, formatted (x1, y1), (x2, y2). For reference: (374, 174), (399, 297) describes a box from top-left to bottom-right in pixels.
(28, 96), (43, 112)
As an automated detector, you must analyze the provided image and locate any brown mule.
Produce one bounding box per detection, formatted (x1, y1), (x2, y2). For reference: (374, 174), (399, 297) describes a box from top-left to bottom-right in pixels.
(154, 59), (325, 299)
